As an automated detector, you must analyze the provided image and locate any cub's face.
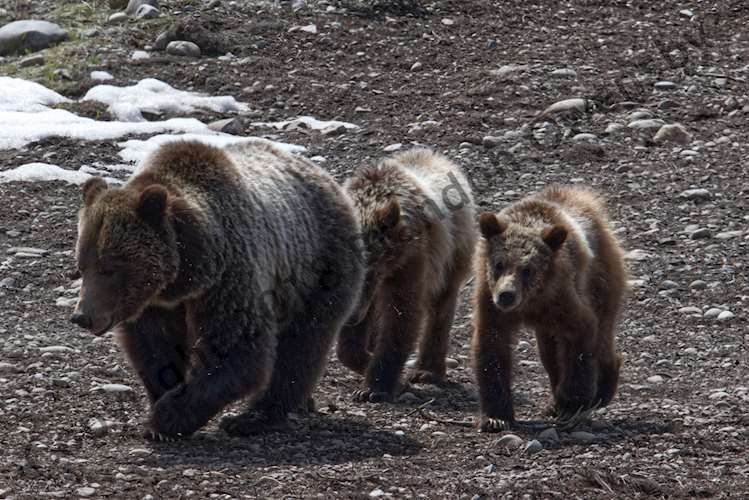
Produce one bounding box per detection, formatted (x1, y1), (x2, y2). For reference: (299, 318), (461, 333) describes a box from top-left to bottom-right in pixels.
(347, 197), (411, 325)
(478, 212), (567, 312)
(70, 178), (178, 335)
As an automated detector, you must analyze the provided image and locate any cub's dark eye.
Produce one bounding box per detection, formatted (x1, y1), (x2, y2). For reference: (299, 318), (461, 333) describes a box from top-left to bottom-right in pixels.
(521, 267), (533, 281)
(494, 262), (504, 276)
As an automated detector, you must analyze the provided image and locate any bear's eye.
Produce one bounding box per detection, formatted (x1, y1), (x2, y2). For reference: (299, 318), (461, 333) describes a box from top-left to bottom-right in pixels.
(494, 262), (504, 276)
(521, 267), (533, 281)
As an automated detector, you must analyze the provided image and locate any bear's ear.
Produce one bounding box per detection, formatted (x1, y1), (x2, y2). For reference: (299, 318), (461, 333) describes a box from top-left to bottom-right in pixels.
(542, 225), (567, 251)
(376, 199), (400, 234)
(82, 177), (108, 207)
(479, 212), (507, 239)
(137, 184), (169, 224)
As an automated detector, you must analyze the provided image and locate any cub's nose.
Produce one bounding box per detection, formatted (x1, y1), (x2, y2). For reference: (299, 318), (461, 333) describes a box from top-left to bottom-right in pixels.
(497, 291), (517, 307)
(70, 312), (92, 330)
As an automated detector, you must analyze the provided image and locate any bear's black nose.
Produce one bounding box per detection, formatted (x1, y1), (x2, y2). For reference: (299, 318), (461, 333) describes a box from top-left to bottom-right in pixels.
(70, 312), (92, 329)
(497, 291), (517, 307)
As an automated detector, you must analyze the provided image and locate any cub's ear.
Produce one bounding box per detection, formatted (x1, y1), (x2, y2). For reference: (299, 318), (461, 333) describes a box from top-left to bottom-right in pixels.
(542, 225), (567, 251)
(479, 212), (507, 239)
(137, 184), (169, 224)
(376, 199), (401, 233)
(82, 177), (108, 207)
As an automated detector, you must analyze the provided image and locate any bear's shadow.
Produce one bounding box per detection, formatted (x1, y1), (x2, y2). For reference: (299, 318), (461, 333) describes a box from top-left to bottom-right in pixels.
(145, 415), (420, 468)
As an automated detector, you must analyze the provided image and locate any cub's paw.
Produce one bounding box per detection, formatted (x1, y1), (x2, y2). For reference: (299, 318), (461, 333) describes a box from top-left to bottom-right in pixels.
(143, 429), (181, 442)
(352, 388), (392, 403)
(479, 417), (513, 433)
(408, 370), (444, 386)
(219, 411), (289, 437)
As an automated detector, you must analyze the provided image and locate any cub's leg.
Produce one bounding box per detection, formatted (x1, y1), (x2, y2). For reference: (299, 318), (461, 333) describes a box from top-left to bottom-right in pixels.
(409, 283), (460, 385)
(472, 285), (519, 432)
(594, 315), (622, 408)
(355, 269), (426, 403)
(117, 305), (189, 405)
(554, 310), (598, 422)
(534, 329), (561, 416)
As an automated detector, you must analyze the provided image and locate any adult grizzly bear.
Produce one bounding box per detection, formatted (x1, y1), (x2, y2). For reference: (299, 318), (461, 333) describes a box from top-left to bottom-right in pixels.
(70, 140), (365, 440)
(338, 148), (477, 402)
(472, 185), (626, 432)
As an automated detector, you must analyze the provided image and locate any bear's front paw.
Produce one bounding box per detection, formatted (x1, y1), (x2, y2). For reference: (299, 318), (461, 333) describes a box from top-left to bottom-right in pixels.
(479, 417), (513, 433)
(352, 388), (392, 403)
(147, 389), (196, 440)
(408, 369), (444, 386)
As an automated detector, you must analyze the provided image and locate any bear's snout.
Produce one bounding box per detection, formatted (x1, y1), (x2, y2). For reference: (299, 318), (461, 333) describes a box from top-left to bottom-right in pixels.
(497, 291), (517, 307)
(70, 312), (93, 330)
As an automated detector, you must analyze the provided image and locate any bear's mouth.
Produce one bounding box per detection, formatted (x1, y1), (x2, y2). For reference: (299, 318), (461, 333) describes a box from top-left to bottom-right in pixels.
(91, 319), (115, 337)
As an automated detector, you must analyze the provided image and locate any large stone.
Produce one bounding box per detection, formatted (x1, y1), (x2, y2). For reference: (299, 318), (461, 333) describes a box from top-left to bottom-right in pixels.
(166, 40), (201, 57)
(0, 20), (68, 56)
(125, 0), (158, 16)
(653, 123), (692, 145)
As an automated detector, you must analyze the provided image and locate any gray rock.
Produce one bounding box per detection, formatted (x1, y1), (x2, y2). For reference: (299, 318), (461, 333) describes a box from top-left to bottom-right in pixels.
(715, 230), (743, 240)
(153, 31), (176, 50)
(678, 306), (702, 315)
(717, 310), (734, 322)
(482, 136), (502, 148)
(97, 383), (133, 394)
(690, 228), (711, 240)
(568, 431), (596, 443)
(550, 68), (577, 78)
(81, 28), (99, 38)
(653, 123), (692, 145)
(384, 143), (402, 152)
(543, 98), (588, 115)
(572, 133), (597, 142)
(659, 280), (678, 290)
(208, 118), (243, 135)
(0, 361), (19, 373)
(680, 188), (711, 202)
(704, 308), (722, 318)
(483, 463), (496, 474)
(525, 439), (543, 454)
(446, 357), (459, 369)
(135, 4), (160, 19)
(88, 418), (110, 437)
(18, 54), (45, 67)
(647, 375), (664, 384)
(628, 119), (665, 130)
(40, 345), (74, 353)
(0, 277), (16, 289)
(495, 433), (523, 448)
(654, 81), (677, 90)
(0, 20), (68, 56)
(658, 99), (679, 110)
(489, 64), (528, 77)
(538, 427), (559, 445)
(76, 487), (96, 498)
(605, 123), (625, 134)
(107, 12), (129, 25)
(166, 40), (201, 57)
(125, 0), (158, 16)
(689, 280), (707, 290)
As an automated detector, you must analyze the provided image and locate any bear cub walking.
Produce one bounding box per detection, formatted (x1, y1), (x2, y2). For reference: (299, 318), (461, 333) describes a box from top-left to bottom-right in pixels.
(472, 185), (626, 432)
(71, 140), (365, 440)
(338, 148), (477, 402)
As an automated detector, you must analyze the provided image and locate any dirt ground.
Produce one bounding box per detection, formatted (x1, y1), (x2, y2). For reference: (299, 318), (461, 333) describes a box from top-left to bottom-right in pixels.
(1, 0), (748, 498)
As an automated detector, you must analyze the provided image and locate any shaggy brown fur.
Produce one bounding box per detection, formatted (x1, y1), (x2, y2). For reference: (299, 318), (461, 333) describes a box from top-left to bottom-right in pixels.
(338, 148), (477, 402)
(471, 185), (626, 432)
(71, 140), (365, 440)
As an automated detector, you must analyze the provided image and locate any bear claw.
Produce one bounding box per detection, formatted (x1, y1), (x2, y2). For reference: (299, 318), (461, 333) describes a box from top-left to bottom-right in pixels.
(479, 417), (513, 433)
(144, 429), (181, 442)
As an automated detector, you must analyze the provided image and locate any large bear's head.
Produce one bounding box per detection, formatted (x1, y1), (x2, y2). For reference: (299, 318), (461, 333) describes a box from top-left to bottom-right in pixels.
(70, 177), (180, 335)
(478, 212), (567, 312)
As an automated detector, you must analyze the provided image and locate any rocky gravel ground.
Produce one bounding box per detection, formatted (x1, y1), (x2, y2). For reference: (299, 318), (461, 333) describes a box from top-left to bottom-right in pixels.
(1, 0), (748, 498)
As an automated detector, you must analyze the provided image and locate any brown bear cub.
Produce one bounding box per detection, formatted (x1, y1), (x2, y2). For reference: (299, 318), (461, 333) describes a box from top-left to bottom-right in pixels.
(338, 148), (477, 402)
(472, 185), (626, 432)
(70, 140), (365, 440)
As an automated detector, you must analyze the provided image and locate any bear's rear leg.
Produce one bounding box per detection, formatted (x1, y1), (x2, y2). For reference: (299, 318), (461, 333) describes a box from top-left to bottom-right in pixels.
(221, 288), (346, 436)
(409, 282), (460, 385)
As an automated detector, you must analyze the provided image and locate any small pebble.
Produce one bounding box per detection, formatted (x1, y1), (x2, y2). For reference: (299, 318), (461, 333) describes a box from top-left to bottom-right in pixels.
(525, 439), (543, 454)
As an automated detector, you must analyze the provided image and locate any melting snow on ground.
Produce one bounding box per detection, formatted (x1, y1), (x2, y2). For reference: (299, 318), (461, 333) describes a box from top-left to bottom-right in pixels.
(82, 78), (249, 122)
(252, 116), (359, 132)
(0, 77), (318, 185)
